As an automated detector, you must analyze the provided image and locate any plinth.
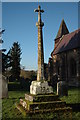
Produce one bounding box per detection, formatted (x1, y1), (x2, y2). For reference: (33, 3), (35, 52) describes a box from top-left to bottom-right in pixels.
(16, 92), (72, 119)
(30, 81), (53, 95)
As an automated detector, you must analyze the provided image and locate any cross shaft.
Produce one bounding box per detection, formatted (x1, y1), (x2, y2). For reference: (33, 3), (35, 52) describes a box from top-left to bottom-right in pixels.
(34, 5), (45, 81)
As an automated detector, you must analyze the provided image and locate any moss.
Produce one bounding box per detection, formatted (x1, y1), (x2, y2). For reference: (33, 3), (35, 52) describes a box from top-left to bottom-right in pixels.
(16, 103), (27, 116)
(16, 103), (72, 119)
(27, 101), (66, 111)
(32, 94), (59, 102)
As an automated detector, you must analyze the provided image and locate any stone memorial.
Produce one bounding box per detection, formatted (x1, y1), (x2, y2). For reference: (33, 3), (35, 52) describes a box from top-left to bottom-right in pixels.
(2, 75), (8, 98)
(30, 81), (53, 95)
(16, 5), (72, 119)
(57, 81), (68, 96)
(30, 5), (53, 95)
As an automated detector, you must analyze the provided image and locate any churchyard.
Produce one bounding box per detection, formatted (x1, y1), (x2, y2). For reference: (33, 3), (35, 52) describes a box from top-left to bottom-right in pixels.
(2, 82), (80, 119)
(1, 3), (80, 120)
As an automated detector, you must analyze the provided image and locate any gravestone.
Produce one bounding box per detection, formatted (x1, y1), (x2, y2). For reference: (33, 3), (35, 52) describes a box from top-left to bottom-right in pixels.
(2, 75), (8, 98)
(57, 81), (68, 96)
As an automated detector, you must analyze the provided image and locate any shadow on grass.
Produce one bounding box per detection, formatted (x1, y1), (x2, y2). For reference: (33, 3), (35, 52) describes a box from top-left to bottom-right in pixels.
(67, 103), (80, 112)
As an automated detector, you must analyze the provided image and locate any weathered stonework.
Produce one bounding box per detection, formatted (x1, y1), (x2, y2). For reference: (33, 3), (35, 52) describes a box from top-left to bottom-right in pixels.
(49, 22), (80, 87)
(50, 49), (80, 87)
(57, 81), (68, 96)
(30, 81), (53, 95)
(30, 5), (53, 95)
(35, 5), (44, 81)
(16, 6), (72, 118)
(1, 75), (8, 98)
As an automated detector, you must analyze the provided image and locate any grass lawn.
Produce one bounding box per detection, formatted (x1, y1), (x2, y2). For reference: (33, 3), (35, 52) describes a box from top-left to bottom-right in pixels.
(2, 91), (26, 119)
(60, 87), (80, 120)
(60, 87), (80, 104)
(2, 87), (80, 119)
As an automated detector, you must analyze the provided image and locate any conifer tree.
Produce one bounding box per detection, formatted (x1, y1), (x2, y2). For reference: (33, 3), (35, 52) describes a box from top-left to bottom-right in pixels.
(0, 29), (7, 73)
(10, 42), (21, 80)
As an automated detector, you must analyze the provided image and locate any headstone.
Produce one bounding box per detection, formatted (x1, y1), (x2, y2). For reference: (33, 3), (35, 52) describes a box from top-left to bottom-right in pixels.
(57, 81), (68, 96)
(2, 75), (8, 98)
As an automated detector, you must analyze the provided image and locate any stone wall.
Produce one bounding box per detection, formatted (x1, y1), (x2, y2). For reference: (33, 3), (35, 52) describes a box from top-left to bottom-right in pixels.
(49, 48), (80, 87)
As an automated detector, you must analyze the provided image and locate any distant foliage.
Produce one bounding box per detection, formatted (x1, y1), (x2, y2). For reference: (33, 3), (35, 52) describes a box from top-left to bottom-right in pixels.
(20, 70), (37, 80)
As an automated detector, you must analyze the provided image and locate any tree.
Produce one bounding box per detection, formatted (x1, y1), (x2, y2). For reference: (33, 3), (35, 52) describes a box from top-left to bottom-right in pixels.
(10, 42), (22, 80)
(2, 53), (7, 73)
(2, 49), (12, 76)
(0, 29), (7, 74)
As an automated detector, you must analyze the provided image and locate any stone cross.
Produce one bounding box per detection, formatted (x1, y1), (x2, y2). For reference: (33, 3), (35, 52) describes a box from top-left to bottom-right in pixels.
(34, 5), (45, 81)
(30, 6), (53, 95)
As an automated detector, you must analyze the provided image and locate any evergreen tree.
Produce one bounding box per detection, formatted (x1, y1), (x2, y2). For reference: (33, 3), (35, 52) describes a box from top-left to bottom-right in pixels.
(2, 49), (12, 75)
(0, 29), (7, 74)
(2, 53), (7, 73)
(10, 42), (22, 80)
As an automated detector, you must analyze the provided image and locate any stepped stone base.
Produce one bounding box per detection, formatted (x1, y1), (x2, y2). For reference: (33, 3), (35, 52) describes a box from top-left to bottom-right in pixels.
(16, 103), (72, 114)
(30, 81), (53, 95)
(16, 93), (72, 119)
(20, 99), (66, 111)
(25, 93), (59, 102)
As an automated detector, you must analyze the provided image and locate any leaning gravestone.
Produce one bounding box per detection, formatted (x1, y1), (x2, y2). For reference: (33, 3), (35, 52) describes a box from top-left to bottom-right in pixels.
(57, 81), (68, 96)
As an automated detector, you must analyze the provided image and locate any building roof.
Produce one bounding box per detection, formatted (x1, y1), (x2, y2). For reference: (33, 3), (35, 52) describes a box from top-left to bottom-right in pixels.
(52, 28), (80, 55)
(56, 19), (69, 39)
